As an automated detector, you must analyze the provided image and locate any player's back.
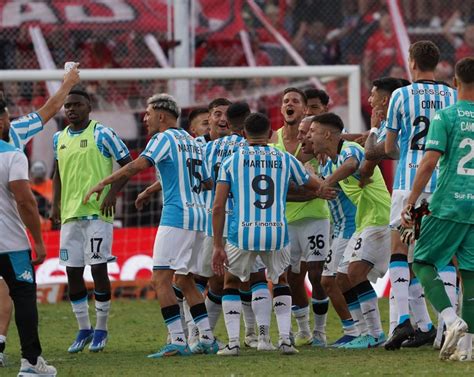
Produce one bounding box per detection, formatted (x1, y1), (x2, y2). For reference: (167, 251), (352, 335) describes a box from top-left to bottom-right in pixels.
(426, 101), (474, 224)
(387, 81), (457, 192)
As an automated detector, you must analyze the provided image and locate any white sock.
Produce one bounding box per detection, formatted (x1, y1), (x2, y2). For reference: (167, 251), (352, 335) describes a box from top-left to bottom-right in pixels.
(273, 286), (292, 341)
(408, 278), (433, 332)
(251, 284), (272, 331)
(389, 257), (410, 324)
(440, 307), (459, 327)
(163, 305), (186, 346)
(183, 300), (196, 341)
(222, 292), (242, 347)
(292, 305), (311, 334)
(95, 300), (111, 331)
(176, 297), (188, 338)
(344, 289), (368, 336)
(435, 313), (445, 344)
(205, 291), (222, 331)
(190, 304), (215, 344)
(71, 298), (91, 330)
(389, 289), (398, 336)
(341, 319), (359, 336)
(356, 282), (383, 338)
(240, 290), (256, 335)
(312, 298), (329, 334)
(439, 265), (458, 309)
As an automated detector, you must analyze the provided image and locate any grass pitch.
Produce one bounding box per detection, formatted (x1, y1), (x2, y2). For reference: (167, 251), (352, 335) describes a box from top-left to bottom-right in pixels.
(4, 299), (474, 376)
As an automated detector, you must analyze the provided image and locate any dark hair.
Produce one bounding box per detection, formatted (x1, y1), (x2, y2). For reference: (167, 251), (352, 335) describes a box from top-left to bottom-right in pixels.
(372, 77), (409, 94)
(0, 91), (6, 116)
(283, 87), (307, 105)
(304, 89), (329, 106)
(227, 102), (250, 131)
(244, 112), (270, 136)
(408, 40), (440, 72)
(311, 112), (344, 132)
(188, 108), (209, 124)
(208, 97), (232, 111)
(455, 57), (474, 85)
(68, 89), (91, 102)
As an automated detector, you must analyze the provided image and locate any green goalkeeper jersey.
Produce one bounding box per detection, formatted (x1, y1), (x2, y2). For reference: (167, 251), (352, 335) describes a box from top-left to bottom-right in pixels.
(425, 100), (474, 224)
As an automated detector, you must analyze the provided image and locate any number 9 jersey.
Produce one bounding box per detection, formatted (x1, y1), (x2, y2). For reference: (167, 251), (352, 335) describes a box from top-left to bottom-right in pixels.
(386, 81), (457, 193)
(140, 128), (210, 231)
(218, 145), (309, 252)
(425, 101), (474, 224)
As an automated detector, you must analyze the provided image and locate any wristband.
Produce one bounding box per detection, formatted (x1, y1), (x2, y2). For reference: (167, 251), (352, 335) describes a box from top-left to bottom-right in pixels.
(370, 127), (379, 135)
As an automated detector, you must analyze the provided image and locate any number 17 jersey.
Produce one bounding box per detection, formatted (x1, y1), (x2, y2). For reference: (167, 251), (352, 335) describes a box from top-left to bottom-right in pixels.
(141, 128), (210, 231)
(386, 81), (457, 193)
(218, 145), (309, 252)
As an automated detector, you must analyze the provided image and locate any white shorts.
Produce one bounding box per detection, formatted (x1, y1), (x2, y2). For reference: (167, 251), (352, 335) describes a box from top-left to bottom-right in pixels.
(59, 220), (113, 267)
(323, 236), (350, 277)
(225, 243), (290, 284)
(389, 189), (432, 229)
(338, 226), (390, 283)
(289, 218), (330, 273)
(153, 226), (204, 275)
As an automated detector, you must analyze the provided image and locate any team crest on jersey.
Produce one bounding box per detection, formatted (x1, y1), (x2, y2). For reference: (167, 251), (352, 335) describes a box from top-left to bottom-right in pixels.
(60, 249), (69, 261)
(80, 140), (88, 148)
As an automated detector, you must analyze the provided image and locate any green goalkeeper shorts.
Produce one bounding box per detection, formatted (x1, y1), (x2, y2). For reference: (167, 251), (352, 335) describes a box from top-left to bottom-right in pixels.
(414, 215), (474, 271)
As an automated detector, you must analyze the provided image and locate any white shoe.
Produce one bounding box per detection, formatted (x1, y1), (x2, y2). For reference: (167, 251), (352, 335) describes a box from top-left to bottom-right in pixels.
(440, 318), (468, 360)
(312, 331), (327, 347)
(449, 334), (473, 362)
(257, 336), (276, 351)
(244, 333), (258, 348)
(217, 344), (240, 356)
(18, 356), (57, 377)
(0, 352), (6, 367)
(433, 339), (442, 350)
(278, 339), (299, 355)
(295, 331), (313, 347)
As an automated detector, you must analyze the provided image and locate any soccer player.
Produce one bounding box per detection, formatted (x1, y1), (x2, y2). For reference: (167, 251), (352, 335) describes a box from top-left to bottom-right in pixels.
(52, 90), (132, 353)
(0, 101), (56, 376)
(0, 66), (80, 364)
(272, 88), (331, 347)
(212, 112), (337, 355)
(189, 108), (210, 139)
(384, 41), (457, 350)
(310, 113), (391, 349)
(85, 93), (219, 358)
(305, 89), (329, 116)
(403, 57), (474, 361)
(296, 117), (361, 346)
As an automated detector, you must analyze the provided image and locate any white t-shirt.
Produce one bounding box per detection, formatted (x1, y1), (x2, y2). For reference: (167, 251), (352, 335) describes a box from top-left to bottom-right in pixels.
(0, 141), (31, 253)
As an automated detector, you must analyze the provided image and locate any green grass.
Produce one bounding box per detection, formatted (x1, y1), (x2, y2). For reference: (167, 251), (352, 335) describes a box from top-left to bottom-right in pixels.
(3, 299), (474, 376)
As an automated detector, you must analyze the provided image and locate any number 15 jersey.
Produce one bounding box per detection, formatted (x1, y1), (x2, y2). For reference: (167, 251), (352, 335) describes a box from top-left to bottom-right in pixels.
(141, 128), (210, 231)
(218, 145), (309, 252)
(386, 81), (457, 193)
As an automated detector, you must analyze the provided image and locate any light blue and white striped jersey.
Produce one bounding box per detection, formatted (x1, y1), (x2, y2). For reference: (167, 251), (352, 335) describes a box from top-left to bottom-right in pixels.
(204, 134), (247, 237)
(8, 112), (44, 151)
(141, 128), (210, 231)
(218, 145), (309, 251)
(195, 134), (210, 147)
(377, 120), (387, 143)
(53, 121), (130, 162)
(322, 158), (357, 240)
(386, 81), (457, 192)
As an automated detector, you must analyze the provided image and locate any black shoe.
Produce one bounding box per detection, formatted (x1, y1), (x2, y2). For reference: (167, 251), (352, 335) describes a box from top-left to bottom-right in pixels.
(401, 327), (436, 348)
(384, 319), (415, 351)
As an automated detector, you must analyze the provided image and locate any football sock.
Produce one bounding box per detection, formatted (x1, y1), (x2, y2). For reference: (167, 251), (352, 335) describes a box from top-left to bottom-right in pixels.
(354, 280), (383, 338)
(70, 291), (91, 330)
(190, 303), (215, 344)
(273, 285), (292, 342)
(461, 270), (474, 332)
(292, 305), (311, 335)
(205, 290), (222, 331)
(173, 285), (188, 338)
(312, 297), (329, 334)
(389, 288), (398, 335)
(408, 279), (432, 332)
(439, 264), (458, 310)
(240, 289), (256, 335)
(94, 290), (111, 331)
(161, 304), (186, 346)
(389, 254), (410, 324)
(343, 288), (368, 336)
(251, 282), (272, 333)
(0, 335), (5, 353)
(222, 289), (242, 348)
(183, 299), (196, 340)
(341, 318), (359, 336)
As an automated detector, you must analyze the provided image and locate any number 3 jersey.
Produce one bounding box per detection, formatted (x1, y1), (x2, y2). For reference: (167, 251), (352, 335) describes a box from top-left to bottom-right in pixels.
(218, 145), (309, 251)
(386, 81), (457, 193)
(141, 128), (210, 231)
(425, 101), (474, 224)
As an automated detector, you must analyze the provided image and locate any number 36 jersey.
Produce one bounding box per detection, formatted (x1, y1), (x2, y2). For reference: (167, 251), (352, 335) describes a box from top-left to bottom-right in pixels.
(386, 81), (457, 193)
(218, 145), (309, 252)
(425, 101), (474, 224)
(141, 128), (210, 231)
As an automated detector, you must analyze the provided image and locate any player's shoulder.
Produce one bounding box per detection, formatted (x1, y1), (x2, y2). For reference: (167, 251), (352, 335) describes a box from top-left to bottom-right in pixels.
(0, 140), (20, 154)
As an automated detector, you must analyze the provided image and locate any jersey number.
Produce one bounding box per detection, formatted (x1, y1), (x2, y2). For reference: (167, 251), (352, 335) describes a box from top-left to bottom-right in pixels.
(252, 175), (275, 209)
(411, 116), (430, 151)
(308, 235), (325, 250)
(186, 158), (203, 194)
(457, 138), (474, 176)
(90, 238), (103, 259)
